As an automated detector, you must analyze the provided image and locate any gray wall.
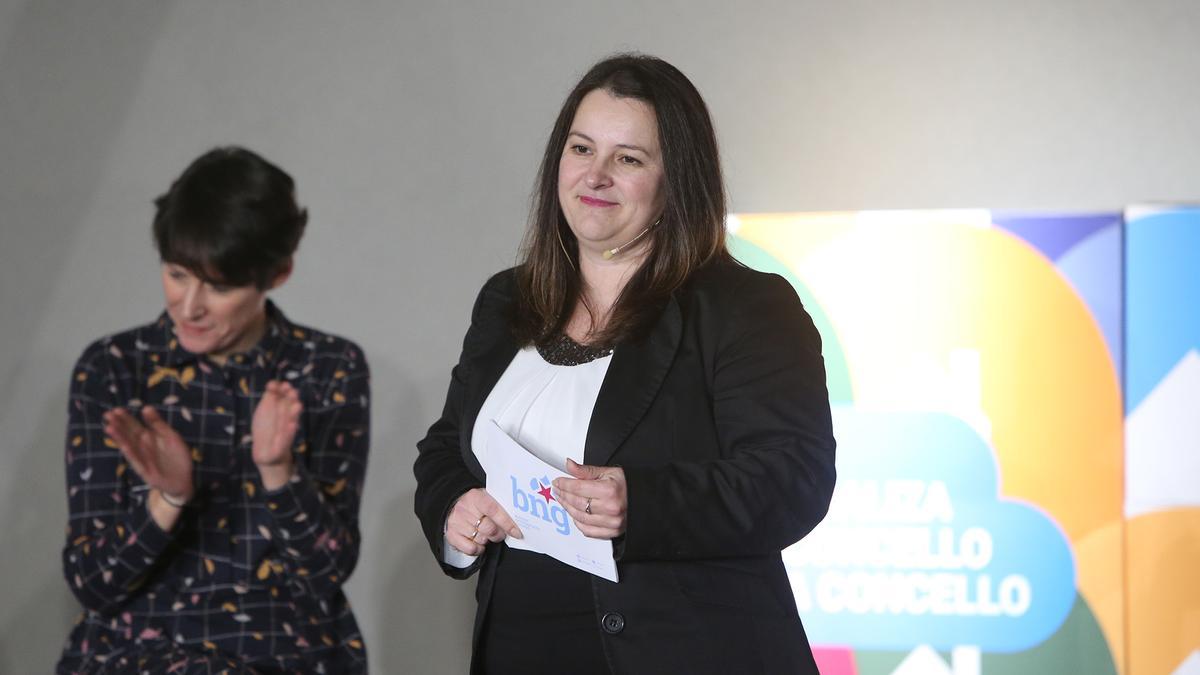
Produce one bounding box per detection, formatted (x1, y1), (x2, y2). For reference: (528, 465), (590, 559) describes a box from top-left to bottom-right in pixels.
(1, 1), (1196, 672)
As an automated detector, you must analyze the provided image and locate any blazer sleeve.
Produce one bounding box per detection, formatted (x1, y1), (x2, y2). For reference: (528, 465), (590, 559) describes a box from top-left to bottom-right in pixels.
(620, 271), (837, 561)
(413, 275), (502, 579)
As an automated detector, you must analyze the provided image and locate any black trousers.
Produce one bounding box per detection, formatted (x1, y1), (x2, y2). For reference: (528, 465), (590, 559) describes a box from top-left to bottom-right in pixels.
(481, 548), (611, 675)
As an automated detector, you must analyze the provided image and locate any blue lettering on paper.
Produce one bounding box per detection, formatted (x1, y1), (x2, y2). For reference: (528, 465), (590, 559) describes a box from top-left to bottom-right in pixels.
(510, 475), (571, 535)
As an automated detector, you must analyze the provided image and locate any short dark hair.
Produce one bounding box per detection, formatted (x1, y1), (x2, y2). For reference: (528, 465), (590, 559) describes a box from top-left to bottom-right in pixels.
(152, 146), (308, 289)
(514, 54), (729, 346)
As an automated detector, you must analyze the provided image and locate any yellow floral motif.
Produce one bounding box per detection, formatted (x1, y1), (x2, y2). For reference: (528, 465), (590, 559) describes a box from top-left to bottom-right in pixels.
(323, 478), (347, 496)
(147, 365), (196, 388)
(256, 560), (272, 580)
(146, 368), (174, 388)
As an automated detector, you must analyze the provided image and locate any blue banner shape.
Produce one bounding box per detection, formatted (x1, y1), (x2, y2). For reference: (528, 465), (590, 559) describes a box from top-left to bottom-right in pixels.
(785, 408), (1076, 652)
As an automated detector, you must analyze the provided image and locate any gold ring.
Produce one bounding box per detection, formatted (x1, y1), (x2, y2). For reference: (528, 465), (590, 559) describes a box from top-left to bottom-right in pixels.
(585, 498), (592, 515)
(469, 529), (479, 541)
(473, 516), (484, 528)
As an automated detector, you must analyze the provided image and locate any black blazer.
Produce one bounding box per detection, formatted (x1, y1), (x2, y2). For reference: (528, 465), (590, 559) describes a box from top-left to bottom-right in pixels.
(415, 259), (836, 674)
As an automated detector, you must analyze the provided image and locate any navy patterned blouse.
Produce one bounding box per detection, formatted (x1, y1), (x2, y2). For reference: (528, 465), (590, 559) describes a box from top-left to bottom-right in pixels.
(57, 302), (370, 674)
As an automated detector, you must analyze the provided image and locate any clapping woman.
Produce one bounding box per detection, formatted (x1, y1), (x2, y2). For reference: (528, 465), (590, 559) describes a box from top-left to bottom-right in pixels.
(58, 147), (370, 674)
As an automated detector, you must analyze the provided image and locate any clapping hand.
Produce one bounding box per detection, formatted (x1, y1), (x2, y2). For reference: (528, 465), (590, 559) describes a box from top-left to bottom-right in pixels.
(252, 380), (302, 490)
(103, 406), (194, 528)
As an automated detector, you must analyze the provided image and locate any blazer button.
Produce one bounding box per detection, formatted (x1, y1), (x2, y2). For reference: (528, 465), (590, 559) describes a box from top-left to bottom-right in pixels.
(601, 612), (625, 634)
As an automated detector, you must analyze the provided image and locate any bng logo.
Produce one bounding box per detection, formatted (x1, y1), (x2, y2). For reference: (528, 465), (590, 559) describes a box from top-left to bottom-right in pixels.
(510, 475), (571, 535)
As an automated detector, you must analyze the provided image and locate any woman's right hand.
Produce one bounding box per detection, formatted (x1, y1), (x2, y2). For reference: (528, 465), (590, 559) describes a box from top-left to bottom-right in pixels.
(445, 488), (524, 557)
(104, 406), (195, 528)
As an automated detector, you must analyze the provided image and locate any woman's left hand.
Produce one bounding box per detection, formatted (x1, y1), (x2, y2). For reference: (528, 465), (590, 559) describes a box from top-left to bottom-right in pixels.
(553, 459), (627, 539)
(252, 380), (302, 490)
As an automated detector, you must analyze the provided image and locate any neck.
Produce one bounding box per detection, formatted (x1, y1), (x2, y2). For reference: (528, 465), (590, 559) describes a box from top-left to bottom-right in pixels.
(580, 243), (643, 300)
(569, 247), (643, 342)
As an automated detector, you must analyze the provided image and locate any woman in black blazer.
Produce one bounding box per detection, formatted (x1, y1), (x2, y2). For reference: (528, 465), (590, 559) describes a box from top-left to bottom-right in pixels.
(415, 54), (836, 674)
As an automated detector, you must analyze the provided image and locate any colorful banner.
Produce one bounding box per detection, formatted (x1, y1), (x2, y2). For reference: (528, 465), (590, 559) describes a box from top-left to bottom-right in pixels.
(1124, 206), (1200, 675)
(730, 208), (1198, 674)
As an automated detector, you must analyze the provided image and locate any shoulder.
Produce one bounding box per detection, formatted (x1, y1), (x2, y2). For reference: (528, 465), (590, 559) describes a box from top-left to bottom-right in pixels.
(483, 266), (519, 289)
(469, 267), (520, 324)
(272, 311), (370, 387)
(71, 317), (168, 382)
(477, 267), (518, 305)
(674, 257), (818, 351)
(681, 258), (801, 310)
(280, 318), (364, 359)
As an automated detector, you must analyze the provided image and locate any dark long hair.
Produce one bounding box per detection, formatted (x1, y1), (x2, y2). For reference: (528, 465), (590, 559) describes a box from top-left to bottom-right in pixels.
(152, 146), (308, 289)
(513, 54), (729, 346)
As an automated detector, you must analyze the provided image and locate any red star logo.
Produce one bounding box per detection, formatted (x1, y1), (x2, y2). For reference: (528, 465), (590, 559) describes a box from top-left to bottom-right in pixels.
(536, 482), (555, 503)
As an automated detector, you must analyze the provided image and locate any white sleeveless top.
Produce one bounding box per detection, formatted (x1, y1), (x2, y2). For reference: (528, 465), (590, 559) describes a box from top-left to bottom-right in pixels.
(472, 346), (612, 469)
(444, 345), (613, 567)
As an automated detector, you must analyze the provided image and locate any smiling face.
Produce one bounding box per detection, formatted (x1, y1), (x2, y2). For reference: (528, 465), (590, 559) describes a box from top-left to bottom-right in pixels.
(557, 89), (666, 260)
(161, 263), (286, 363)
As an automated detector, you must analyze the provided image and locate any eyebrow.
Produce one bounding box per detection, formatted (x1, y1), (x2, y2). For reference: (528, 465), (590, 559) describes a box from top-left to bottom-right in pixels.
(567, 131), (653, 155)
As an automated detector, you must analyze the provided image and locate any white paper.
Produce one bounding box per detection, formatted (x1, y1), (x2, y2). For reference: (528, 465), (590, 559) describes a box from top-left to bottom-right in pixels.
(483, 420), (619, 582)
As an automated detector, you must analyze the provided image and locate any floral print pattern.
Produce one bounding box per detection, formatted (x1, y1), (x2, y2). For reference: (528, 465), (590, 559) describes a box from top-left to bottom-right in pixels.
(57, 302), (370, 674)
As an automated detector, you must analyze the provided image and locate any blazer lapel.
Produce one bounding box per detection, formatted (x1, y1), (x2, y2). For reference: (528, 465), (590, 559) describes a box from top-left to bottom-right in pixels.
(460, 313), (520, 480)
(584, 297), (682, 466)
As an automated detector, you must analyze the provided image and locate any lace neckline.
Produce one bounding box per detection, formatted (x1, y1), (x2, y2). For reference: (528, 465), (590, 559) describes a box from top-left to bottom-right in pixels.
(535, 333), (614, 366)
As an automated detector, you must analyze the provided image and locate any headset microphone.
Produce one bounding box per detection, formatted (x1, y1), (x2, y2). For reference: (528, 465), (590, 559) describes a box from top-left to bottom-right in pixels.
(601, 217), (661, 260)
